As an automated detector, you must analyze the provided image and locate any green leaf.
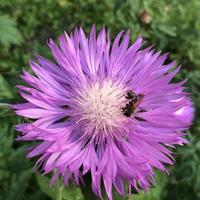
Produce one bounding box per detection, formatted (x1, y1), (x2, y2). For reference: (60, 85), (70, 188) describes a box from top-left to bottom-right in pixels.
(36, 175), (57, 200)
(0, 74), (15, 98)
(0, 73), (23, 103)
(0, 15), (23, 47)
(36, 175), (83, 200)
(157, 25), (177, 37)
(128, 171), (167, 200)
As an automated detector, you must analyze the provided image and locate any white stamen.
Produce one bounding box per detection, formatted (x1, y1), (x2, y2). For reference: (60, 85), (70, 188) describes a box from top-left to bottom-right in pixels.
(74, 79), (128, 138)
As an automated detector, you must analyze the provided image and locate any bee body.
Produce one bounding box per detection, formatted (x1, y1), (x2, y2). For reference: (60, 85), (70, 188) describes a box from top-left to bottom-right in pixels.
(125, 90), (137, 100)
(122, 90), (143, 117)
(122, 101), (135, 117)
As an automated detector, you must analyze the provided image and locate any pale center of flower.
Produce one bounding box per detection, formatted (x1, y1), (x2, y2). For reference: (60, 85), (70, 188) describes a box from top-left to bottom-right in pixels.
(75, 80), (127, 137)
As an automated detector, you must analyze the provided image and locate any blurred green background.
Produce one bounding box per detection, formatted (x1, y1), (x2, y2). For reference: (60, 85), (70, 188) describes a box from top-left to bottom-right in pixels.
(0, 0), (199, 200)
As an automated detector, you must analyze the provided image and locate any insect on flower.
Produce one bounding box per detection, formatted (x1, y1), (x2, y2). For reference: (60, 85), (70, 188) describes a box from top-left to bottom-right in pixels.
(122, 91), (144, 117)
(13, 26), (194, 200)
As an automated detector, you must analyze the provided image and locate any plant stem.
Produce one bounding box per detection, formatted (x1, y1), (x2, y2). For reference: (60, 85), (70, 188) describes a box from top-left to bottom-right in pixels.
(141, 0), (147, 10)
(56, 181), (64, 200)
(0, 103), (11, 108)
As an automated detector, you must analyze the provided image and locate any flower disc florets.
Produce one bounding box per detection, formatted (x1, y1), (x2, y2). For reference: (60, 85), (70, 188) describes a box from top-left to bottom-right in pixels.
(13, 26), (194, 200)
(72, 79), (129, 142)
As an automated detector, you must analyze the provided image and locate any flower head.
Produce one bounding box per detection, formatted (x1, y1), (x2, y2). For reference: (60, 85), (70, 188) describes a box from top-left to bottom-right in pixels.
(13, 26), (194, 199)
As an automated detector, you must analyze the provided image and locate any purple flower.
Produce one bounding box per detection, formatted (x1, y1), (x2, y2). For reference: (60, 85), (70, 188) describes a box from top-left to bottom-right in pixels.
(13, 26), (194, 200)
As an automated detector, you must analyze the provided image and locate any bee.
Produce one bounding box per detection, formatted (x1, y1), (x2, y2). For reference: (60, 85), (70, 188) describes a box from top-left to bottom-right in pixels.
(125, 90), (137, 101)
(122, 101), (135, 117)
(122, 90), (144, 117)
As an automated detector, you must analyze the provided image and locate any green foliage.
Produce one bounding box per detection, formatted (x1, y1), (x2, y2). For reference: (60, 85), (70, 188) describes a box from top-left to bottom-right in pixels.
(162, 125), (200, 200)
(0, 15), (23, 47)
(129, 172), (167, 200)
(0, 116), (48, 200)
(36, 175), (83, 200)
(0, 0), (199, 199)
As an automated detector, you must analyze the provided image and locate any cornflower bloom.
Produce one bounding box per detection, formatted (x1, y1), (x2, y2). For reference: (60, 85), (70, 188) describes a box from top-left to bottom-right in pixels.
(13, 26), (194, 200)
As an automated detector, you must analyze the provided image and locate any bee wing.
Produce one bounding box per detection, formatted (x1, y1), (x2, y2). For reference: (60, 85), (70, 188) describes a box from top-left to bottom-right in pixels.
(134, 94), (144, 107)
